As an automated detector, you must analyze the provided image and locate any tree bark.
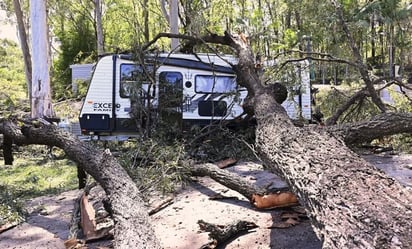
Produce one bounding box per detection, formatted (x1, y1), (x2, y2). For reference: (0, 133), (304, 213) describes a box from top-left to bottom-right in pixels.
(169, 0), (179, 50)
(198, 219), (258, 248)
(0, 120), (161, 249)
(191, 163), (266, 199)
(94, 0), (104, 56)
(3, 135), (13, 165)
(30, 0), (54, 118)
(226, 32), (412, 248)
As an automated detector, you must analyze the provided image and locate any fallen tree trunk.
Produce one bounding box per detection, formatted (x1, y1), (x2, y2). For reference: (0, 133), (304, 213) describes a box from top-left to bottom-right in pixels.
(0, 120), (161, 249)
(228, 33), (412, 248)
(256, 108), (412, 248)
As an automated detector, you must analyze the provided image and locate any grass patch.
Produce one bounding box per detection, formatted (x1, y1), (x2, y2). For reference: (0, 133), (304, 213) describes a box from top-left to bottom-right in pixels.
(0, 157), (78, 198)
(0, 152), (78, 226)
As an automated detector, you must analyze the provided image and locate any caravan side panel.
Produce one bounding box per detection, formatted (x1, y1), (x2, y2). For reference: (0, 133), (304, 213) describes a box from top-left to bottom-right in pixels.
(79, 56), (114, 133)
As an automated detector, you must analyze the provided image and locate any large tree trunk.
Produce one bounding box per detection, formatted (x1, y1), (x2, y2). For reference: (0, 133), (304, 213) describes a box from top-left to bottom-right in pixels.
(0, 121), (161, 249)
(228, 33), (412, 248)
(30, 0), (54, 118)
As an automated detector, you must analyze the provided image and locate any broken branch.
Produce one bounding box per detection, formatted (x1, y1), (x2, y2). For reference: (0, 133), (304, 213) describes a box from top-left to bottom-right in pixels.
(198, 219), (258, 248)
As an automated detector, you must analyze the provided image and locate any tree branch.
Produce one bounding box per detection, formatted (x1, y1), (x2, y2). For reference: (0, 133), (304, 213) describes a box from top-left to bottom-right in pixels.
(141, 32), (233, 52)
(325, 88), (369, 125)
(327, 112), (412, 144)
(0, 120), (161, 249)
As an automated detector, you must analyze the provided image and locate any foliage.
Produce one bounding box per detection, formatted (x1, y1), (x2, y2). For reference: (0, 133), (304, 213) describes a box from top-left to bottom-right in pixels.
(0, 184), (25, 227)
(0, 38), (27, 118)
(316, 84), (380, 124)
(51, 1), (97, 100)
(115, 124), (256, 195)
(53, 99), (83, 122)
(186, 125), (257, 162)
(117, 139), (189, 195)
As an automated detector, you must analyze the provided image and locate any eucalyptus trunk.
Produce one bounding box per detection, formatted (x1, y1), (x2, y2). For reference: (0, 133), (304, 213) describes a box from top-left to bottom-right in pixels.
(30, 0), (54, 118)
(226, 31), (412, 248)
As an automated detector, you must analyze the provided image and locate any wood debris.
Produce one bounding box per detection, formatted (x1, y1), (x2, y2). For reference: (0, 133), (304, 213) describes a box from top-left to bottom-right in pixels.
(208, 193), (238, 201)
(251, 192), (299, 209)
(0, 221), (20, 234)
(215, 158), (238, 169)
(68, 184), (114, 247)
(198, 219), (258, 248)
(148, 196), (174, 216)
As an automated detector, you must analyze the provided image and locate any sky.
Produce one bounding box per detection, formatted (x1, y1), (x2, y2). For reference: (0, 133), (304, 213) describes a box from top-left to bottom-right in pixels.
(0, 9), (19, 43)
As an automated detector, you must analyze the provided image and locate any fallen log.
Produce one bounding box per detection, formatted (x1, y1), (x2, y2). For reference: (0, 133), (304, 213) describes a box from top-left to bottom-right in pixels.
(215, 158), (238, 169)
(327, 112), (412, 145)
(191, 163), (266, 199)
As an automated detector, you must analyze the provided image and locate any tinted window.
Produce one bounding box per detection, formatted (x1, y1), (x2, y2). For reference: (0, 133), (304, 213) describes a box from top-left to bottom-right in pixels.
(159, 72), (183, 88)
(159, 72), (183, 108)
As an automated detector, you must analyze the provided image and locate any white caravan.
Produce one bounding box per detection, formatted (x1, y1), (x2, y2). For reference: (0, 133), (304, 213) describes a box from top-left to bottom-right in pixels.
(78, 53), (311, 137)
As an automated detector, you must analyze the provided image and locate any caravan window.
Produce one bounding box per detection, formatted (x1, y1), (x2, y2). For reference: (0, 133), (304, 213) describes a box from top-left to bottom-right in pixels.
(159, 72), (183, 88)
(195, 75), (237, 93)
(159, 72), (183, 107)
(120, 64), (154, 98)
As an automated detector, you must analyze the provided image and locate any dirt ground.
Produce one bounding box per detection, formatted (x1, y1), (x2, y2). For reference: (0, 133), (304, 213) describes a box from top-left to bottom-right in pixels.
(0, 152), (411, 249)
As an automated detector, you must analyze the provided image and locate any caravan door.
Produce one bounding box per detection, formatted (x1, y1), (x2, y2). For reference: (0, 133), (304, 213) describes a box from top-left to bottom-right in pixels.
(158, 71), (184, 127)
(115, 61), (156, 132)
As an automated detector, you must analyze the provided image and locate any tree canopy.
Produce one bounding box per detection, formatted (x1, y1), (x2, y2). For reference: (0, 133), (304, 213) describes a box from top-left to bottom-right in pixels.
(2, 0), (412, 115)
(1, 0), (412, 248)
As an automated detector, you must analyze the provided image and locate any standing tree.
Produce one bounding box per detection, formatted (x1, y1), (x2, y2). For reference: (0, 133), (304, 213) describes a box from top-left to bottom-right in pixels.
(169, 0), (179, 50)
(12, 0), (32, 100)
(30, 0), (54, 118)
(94, 0), (104, 56)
